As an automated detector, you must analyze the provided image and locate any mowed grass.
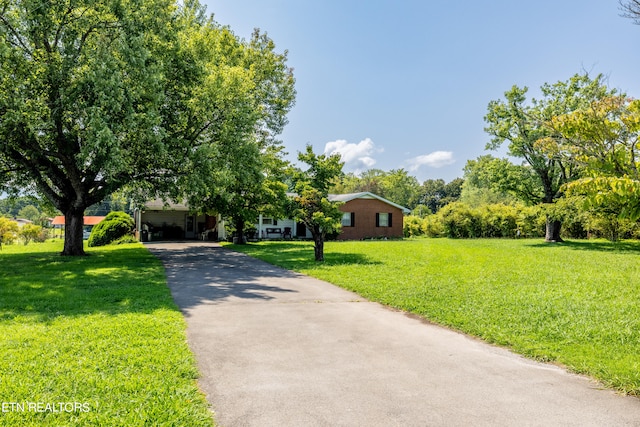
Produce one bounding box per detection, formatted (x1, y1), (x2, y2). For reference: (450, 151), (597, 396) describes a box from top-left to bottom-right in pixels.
(0, 241), (213, 426)
(225, 238), (640, 395)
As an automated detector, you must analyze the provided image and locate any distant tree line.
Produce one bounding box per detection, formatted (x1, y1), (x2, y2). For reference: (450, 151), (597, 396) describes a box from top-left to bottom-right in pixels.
(0, 193), (131, 222)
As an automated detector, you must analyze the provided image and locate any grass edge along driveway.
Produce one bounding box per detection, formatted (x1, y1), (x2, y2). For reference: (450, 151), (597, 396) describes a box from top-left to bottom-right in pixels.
(225, 238), (640, 397)
(0, 241), (214, 427)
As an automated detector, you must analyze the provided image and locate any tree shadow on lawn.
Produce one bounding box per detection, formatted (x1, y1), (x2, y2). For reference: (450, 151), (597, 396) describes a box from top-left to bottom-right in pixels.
(523, 239), (640, 254)
(146, 242), (378, 313)
(226, 241), (380, 269)
(0, 247), (178, 323)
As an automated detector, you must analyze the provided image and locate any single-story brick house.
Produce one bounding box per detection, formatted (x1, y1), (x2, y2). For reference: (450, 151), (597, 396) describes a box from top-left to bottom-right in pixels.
(256, 192), (410, 240)
(332, 192), (410, 240)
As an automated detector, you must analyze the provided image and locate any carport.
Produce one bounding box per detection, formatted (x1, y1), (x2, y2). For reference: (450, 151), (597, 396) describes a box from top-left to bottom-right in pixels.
(133, 199), (225, 241)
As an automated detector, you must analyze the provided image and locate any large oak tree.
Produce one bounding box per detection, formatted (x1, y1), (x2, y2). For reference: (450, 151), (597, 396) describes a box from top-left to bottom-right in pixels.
(0, 0), (226, 255)
(484, 74), (614, 241)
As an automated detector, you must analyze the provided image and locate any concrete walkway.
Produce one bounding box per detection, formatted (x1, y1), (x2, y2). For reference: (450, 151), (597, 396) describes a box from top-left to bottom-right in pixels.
(146, 241), (640, 427)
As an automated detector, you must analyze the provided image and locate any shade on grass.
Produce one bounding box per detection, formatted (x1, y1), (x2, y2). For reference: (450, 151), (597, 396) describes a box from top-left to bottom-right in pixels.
(226, 238), (640, 396)
(0, 241), (213, 426)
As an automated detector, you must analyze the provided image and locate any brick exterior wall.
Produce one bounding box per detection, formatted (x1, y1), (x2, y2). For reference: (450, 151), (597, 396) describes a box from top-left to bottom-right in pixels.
(338, 198), (404, 240)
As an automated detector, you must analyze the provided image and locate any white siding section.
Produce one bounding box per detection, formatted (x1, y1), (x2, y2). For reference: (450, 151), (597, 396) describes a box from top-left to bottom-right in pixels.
(255, 218), (311, 239)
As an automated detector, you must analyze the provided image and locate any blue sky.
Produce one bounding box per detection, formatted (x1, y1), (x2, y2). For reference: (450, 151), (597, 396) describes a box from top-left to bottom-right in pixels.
(205, 1), (640, 183)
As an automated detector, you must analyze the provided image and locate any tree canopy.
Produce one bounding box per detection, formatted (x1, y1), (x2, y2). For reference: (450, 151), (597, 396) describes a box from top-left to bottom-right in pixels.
(178, 28), (295, 243)
(484, 73), (616, 241)
(419, 178), (464, 213)
(463, 155), (541, 206)
(0, 0), (214, 254)
(620, 0), (640, 24)
(548, 96), (640, 220)
(0, 0), (295, 255)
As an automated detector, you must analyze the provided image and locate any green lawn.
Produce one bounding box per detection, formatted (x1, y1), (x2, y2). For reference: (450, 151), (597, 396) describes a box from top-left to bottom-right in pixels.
(225, 238), (640, 396)
(0, 241), (213, 426)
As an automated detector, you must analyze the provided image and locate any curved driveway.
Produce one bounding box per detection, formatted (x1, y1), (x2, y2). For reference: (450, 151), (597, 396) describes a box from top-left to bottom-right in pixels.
(146, 241), (640, 426)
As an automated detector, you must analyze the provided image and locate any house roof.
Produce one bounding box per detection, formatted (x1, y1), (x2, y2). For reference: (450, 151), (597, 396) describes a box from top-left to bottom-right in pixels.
(328, 192), (411, 214)
(50, 216), (106, 226)
(11, 218), (32, 227)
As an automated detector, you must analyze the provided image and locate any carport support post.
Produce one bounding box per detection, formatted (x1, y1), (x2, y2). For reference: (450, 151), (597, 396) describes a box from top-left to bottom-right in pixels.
(134, 209), (141, 241)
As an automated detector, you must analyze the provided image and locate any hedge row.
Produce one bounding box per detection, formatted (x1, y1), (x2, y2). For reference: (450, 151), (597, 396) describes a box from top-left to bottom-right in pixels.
(405, 201), (640, 241)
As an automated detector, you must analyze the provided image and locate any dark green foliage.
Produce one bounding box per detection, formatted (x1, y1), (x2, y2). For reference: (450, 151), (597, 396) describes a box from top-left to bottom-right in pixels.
(110, 235), (139, 245)
(406, 200), (639, 241)
(88, 212), (134, 247)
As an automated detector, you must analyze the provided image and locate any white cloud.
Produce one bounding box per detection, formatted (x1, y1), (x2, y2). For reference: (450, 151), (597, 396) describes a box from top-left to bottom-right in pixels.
(323, 138), (382, 170)
(407, 151), (455, 171)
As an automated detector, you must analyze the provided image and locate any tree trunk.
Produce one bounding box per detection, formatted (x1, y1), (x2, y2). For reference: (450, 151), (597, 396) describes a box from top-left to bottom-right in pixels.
(313, 234), (324, 262)
(234, 217), (246, 245)
(62, 208), (86, 256)
(545, 218), (563, 243)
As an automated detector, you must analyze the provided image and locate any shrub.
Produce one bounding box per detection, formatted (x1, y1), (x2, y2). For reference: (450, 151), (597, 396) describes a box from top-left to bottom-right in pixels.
(423, 215), (445, 237)
(110, 235), (138, 245)
(586, 214), (639, 241)
(517, 205), (545, 238)
(438, 202), (481, 238)
(403, 215), (425, 238)
(88, 212), (134, 247)
(478, 204), (519, 238)
(19, 224), (47, 245)
(433, 202), (541, 239)
(0, 217), (19, 248)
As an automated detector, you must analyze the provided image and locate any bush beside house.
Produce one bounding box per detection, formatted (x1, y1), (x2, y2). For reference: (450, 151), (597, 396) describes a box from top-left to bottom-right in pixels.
(88, 212), (135, 247)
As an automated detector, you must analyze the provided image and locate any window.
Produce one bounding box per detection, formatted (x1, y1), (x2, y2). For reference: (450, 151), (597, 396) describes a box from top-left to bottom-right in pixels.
(262, 218), (277, 225)
(341, 212), (355, 227)
(376, 212), (393, 227)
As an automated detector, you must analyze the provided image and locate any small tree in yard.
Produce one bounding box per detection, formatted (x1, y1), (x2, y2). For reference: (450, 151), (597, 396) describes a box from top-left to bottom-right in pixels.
(0, 217), (19, 249)
(290, 145), (344, 262)
(20, 223), (46, 245)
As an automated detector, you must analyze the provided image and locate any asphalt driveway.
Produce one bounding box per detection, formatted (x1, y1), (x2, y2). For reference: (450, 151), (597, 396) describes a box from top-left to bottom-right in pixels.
(146, 241), (640, 426)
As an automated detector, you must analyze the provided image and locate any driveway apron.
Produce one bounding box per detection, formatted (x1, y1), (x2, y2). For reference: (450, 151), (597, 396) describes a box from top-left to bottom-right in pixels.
(146, 241), (640, 427)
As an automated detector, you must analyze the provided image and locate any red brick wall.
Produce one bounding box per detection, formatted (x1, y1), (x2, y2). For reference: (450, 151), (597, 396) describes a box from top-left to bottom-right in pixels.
(338, 199), (404, 240)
